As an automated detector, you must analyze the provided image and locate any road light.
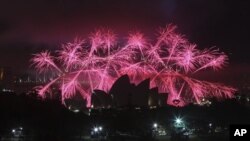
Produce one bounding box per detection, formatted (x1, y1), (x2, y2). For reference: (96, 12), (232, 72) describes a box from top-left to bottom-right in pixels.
(93, 126), (103, 133)
(209, 123), (212, 127)
(175, 117), (183, 124)
(174, 116), (185, 128)
(94, 127), (98, 132)
(99, 126), (103, 131)
(153, 123), (158, 128)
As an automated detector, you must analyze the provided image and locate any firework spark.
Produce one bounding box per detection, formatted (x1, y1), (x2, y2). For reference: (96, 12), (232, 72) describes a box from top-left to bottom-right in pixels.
(31, 24), (236, 107)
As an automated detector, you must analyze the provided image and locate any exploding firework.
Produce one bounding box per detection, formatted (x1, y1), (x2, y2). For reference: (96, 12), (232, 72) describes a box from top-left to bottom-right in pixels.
(31, 24), (236, 107)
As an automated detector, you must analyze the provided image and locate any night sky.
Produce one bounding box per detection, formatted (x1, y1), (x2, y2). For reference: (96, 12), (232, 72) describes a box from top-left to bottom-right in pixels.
(0, 0), (250, 86)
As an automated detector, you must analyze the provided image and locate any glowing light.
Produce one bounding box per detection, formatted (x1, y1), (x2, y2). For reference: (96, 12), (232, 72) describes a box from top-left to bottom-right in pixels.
(94, 127), (98, 132)
(153, 123), (158, 128)
(175, 118), (183, 124)
(31, 24), (236, 107)
(99, 126), (103, 131)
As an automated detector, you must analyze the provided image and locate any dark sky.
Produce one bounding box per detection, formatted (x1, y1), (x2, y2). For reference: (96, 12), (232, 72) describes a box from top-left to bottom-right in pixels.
(0, 0), (250, 83)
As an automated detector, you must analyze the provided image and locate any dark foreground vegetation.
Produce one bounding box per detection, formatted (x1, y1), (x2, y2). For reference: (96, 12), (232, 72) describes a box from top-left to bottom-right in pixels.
(0, 92), (249, 141)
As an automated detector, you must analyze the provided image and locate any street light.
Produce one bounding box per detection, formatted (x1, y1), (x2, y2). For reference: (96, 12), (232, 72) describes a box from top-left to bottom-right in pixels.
(174, 116), (185, 129)
(94, 127), (98, 132)
(209, 123), (212, 127)
(153, 123), (158, 128)
(93, 126), (103, 132)
(175, 117), (183, 124)
(99, 126), (103, 131)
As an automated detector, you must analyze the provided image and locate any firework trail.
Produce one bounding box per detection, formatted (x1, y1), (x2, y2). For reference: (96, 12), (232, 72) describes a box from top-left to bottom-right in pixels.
(31, 24), (236, 107)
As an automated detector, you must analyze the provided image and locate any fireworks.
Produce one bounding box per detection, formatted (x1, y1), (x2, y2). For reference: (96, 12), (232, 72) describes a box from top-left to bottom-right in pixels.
(31, 24), (236, 107)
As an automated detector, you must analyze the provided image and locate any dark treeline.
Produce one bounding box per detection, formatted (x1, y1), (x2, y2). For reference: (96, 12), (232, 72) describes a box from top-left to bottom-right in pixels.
(0, 92), (90, 141)
(0, 90), (250, 141)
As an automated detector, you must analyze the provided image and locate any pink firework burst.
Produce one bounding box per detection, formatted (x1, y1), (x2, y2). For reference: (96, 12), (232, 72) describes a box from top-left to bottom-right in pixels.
(31, 24), (236, 107)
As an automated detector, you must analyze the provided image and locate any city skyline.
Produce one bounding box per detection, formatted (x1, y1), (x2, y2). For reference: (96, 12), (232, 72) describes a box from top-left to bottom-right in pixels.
(0, 1), (250, 140)
(0, 1), (249, 88)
